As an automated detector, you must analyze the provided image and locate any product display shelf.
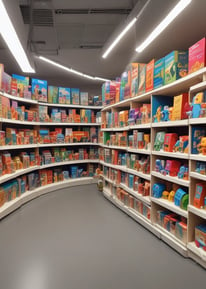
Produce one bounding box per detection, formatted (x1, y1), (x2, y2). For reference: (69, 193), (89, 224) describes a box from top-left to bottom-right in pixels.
(102, 98), (131, 112)
(1, 118), (40, 126)
(39, 122), (100, 126)
(0, 166), (40, 185)
(129, 123), (151, 130)
(0, 177), (96, 220)
(152, 120), (188, 127)
(38, 102), (103, 110)
(152, 151), (189, 159)
(151, 197), (188, 218)
(190, 155), (206, 162)
(152, 171), (189, 187)
(38, 142), (99, 148)
(2, 92), (38, 104)
(100, 144), (128, 151)
(126, 167), (151, 180)
(154, 223), (188, 257)
(103, 175), (118, 186)
(188, 205), (206, 220)
(190, 80), (206, 94)
(119, 182), (151, 205)
(0, 144), (38, 150)
(187, 242), (206, 268)
(127, 148), (151, 155)
(189, 118), (206, 125)
(103, 189), (160, 237)
(190, 171), (206, 181)
(40, 159), (100, 170)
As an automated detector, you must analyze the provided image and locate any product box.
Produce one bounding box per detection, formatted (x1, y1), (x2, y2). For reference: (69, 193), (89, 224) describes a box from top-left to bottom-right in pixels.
(31, 78), (47, 102)
(164, 50), (188, 85)
(154, 57), (165, 89)
(172, 93), (188, 120)
(93, 95), (102, 106)
(58, 87), (71, 104)
(138, 64), (146, 95)
(189, 37), (206, 73)
(2, 72), (11, 94)
(146, 59), (155, 92)
(71, 88), (80, 105)
(0, 64), (4, 91)
(48, 86), (58, 103)
(12, 74), (29, 98)
(131, 63), (139, 97)
(80, 92), (88, 105)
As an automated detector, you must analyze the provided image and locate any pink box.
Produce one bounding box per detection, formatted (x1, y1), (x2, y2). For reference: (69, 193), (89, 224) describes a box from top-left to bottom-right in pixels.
(189, 37), (206, 74)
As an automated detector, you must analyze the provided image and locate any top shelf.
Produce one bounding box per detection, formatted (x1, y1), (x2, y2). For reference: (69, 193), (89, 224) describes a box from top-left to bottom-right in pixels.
(102, 67), (206, 111)
(2, 92), (38, 104)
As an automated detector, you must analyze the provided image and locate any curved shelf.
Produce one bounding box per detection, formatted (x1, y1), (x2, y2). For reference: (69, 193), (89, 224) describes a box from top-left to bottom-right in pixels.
(152, 120), (188, 127)
(126, 168), (151, 180)
(152, 151), (189, 159)
(1, 118), (40, 126)
(0, 144), (38, 150)
(127, 148), (151, 155)
(38, 102), (102, 110)
(129, 123), (151, 130)
(40, 159), (99, 169)
(2, 92), (38, 104)
(100, 144), (128, 150)
(0, 177), (97, 220)
(0, 166), (40, 185)
(151, 197), (188, 218)
(119, 183), (150, 205)
(152, 171), (189, 187)
(38, 142), (99, 148)
(39, 122), (100, 126)
(188, 205), (206, 220)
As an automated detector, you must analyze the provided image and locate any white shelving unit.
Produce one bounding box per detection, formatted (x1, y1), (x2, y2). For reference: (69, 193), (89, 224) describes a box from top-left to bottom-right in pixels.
(100, 67), (206, 265)
(38, 102), (102, 110)
(40, 159), (99, 169)
(39, 122), (100, 126)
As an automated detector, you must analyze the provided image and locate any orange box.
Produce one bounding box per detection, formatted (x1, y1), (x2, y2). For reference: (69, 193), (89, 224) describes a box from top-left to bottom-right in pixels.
(172, 93), (188, 120)
(146, 59), (155, 92)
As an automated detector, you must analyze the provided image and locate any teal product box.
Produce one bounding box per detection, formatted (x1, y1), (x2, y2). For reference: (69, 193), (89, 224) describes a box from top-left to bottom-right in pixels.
(80, 92), (88, 105)
(31, 78), (48, 102)
(154, 58), (165, 89)
(164, 51), (188, 85)
(71, 88), (80, 105)
(48, 86), (58, 103)
(58, 87), (71, 104)
(138, 64), (146, 94)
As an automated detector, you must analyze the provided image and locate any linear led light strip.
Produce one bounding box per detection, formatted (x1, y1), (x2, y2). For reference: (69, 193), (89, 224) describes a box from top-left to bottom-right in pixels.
(0, 0), (35, 73)
(136, 0), (192, 53)
(102, 0), (151, 59)
(38, 56), (110, 82)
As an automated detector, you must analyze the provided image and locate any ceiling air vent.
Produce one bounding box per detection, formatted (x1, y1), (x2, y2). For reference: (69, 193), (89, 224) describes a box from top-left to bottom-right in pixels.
(20, 5), (54, 27)
(79, 44), (103, 49)
(55, 9), (132, 15)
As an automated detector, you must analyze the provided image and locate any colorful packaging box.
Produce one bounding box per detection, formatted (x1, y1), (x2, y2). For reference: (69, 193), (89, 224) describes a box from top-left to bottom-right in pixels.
(189, 37), (206, 73)
(48, 86), (58, 103)
(0, 64), (4, 91)
(31, 78), (48, 102)
(164, 51), (188, 85)
(58, 87), (71, 104)
(12, 74), (29, 98)
(172, 93), (188, 120)
(80, 92), (88, 105)
(146, 59), (155, 92)
(138, 64), (146, 95)
(71, 88), (80, 105)
(154, 57), (165, 89)
(2, 72), (11, 94)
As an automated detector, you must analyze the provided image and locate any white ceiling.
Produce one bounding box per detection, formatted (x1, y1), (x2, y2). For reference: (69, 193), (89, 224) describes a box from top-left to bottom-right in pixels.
(0, 0), (206, 93)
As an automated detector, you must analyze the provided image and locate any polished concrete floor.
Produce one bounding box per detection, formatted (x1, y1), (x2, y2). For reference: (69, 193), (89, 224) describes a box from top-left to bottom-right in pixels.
(0, 184), (205, 289)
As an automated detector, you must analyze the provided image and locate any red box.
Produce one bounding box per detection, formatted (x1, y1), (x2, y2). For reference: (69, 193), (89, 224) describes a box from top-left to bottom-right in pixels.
(146, 59), (155, 92)
(189, 37), (206, 74)
(164, 133), (178, 152)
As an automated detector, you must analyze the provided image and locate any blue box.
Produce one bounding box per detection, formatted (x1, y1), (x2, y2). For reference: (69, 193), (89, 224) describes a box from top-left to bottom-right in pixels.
(154, 58), (165, 89)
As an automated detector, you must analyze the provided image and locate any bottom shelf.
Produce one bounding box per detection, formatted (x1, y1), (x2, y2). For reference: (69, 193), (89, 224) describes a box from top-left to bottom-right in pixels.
(0, 177), (97, 220)
(188, 242), (206, 268)
(154, 224), (188, 257)
(103, 189), (160, 238)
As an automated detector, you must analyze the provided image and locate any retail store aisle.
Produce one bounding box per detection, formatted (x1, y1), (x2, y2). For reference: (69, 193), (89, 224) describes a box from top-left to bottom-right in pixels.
(0, 184), (205, 289)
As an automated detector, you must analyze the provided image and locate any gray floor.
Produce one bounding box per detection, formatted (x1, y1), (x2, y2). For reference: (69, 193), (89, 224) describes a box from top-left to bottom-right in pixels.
(0, 184), (205, 289)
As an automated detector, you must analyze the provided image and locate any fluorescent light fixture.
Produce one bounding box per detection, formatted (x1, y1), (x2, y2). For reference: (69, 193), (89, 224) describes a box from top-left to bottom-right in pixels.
(102, 17), (137, 59)
(38, 56), (110, 82)
(0, 0), (35, 73)
(136, 0), (192, 53)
